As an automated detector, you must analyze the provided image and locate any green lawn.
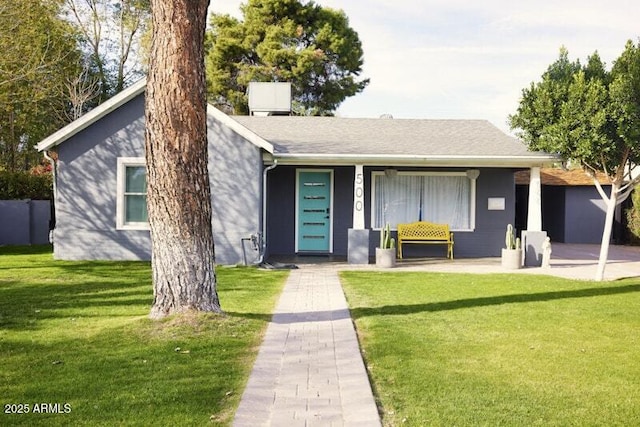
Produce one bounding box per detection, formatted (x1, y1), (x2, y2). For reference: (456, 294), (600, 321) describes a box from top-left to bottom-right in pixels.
(341, 271), (640, 426)
(0, 245), (287, 426)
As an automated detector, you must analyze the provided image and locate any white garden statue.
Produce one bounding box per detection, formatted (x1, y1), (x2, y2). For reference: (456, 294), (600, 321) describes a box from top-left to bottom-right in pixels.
(541, 237), (552, 268)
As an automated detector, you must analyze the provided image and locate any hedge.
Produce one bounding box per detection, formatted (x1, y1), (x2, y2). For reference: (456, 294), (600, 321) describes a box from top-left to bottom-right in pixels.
(0, 171), (53, 200)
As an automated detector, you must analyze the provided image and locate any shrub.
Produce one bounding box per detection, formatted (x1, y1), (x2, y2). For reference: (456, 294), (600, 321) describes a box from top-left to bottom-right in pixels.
(0, 170), (52, 200)
(626, 186), (640, 245)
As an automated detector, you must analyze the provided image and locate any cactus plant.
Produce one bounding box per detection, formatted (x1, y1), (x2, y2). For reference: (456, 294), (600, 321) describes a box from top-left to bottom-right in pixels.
(376, 223), (397, 268)
(502, 223), (522, 269)
(505, 224), (519, 249)
(379, 223), (395, 249)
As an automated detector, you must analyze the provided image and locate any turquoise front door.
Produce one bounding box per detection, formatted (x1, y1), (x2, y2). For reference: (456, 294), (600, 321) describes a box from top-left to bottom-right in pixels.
(297, 171), (332, 252)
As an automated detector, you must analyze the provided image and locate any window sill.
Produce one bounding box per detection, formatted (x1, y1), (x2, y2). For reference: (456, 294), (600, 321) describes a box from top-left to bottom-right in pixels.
(116, 223), (150, 231)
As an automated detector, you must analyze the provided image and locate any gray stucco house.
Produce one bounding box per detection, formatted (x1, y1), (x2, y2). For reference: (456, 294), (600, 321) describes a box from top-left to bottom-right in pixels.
(37, 79), (557, 264)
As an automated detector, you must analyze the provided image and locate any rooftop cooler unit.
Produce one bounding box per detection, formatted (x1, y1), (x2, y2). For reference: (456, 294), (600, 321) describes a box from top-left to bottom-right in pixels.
(248, 82), (292, 116)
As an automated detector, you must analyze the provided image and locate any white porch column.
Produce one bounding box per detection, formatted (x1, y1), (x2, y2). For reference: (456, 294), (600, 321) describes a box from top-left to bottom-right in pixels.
(527, 166), (542, 231)
(353, 164), (365, 229)
(523, 166), (547, 267)
(348, 164), (369, 264)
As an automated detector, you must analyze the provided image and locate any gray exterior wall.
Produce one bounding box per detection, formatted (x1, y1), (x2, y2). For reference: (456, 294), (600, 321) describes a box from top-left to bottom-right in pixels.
(0, 200), (51, 245)
(52, 94), (262, 264)
(208, 115), (263, 265)
(265, 166), (354, 257)
(54, 95), (149, 260)
(466, 168), (518, 257)
(524, 184), (611, 244)
(265, 166), (295, 256)
(266, 166), (516, 259)
(367, 168), (516, 258)
(541, 186), (566, 243)
(564, 186), (608, 244)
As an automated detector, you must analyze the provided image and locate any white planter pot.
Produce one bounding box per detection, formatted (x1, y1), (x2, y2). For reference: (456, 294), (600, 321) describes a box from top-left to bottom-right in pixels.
(376, 247), (396, 268)
(501, 248), (523, 269)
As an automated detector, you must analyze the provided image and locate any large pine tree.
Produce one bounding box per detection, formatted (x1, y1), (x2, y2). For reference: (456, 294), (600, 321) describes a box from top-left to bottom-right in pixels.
(145, 0), (221, 318)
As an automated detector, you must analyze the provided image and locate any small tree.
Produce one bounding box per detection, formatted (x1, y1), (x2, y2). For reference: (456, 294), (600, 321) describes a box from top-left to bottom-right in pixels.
(510, 42), (640, 281)
(205, 0), (369, 115)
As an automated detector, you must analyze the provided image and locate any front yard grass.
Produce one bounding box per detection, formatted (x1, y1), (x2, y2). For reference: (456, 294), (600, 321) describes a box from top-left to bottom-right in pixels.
(0, 245), (287, 426)
(341, 271), (640, 426)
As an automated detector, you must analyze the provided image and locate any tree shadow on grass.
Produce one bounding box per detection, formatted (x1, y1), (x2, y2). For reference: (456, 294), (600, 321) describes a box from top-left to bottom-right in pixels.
(0, 279), (152, 330)
(226, 284), (640, 324)
(224, 311), (272, 322)
(349, 283), (640, 319)
(224, 308), (351, 324)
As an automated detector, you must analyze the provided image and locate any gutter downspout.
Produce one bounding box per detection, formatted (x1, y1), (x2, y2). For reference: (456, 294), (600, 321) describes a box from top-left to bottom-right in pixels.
(43, 151), (57, 243)
(258, 160), (278, 263)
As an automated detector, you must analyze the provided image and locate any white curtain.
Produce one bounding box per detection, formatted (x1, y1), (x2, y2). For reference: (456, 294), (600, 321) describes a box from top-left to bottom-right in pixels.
(374, 174), (470, 229)
(375, 175), (421, 227)
(422, 176), (469, 229)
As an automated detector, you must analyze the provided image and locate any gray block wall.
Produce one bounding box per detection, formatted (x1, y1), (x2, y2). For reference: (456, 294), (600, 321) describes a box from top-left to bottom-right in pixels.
(0, 200), (51, 245)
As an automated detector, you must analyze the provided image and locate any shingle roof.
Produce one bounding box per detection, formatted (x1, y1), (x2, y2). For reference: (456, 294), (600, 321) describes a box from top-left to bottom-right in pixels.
(36, 77), (556, 168)
(231, 116), (535, 157)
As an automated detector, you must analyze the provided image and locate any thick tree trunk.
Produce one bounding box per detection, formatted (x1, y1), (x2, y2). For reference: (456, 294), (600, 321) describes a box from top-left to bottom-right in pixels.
(145, 0), (219, 319)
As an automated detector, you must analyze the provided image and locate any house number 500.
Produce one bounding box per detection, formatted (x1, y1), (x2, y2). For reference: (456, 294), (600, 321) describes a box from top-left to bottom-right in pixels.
(354, 173), (364, 211)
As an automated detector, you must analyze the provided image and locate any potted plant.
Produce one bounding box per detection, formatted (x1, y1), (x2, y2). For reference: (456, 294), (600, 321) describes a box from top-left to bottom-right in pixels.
(376, 223), (396, 268)
(501, 223), (522, 269)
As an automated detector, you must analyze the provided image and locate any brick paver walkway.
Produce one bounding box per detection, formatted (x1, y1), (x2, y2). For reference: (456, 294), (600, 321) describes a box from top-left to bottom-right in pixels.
(233, 267), (381, 426)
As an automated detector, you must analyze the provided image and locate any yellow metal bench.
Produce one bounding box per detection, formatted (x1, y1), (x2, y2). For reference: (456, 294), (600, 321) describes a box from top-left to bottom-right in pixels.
(397, 221), (454, 259)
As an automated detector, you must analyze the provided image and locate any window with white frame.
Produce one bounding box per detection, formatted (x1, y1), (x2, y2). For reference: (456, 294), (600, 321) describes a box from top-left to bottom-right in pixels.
(371, 171), (477, 231)
(116, 157), (148, 230)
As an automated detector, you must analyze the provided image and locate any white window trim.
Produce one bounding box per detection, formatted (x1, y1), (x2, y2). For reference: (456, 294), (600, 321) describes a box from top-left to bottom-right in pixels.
(370, 171), (476, 232)
(116, 157), (149, 230)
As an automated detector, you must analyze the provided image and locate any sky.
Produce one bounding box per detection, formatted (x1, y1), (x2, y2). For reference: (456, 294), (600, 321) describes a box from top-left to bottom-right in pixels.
(208, 0), (639, 134)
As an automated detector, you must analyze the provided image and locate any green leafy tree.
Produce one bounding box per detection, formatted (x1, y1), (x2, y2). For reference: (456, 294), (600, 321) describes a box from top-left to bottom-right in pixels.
(510, 41), (640, 281)
(62, 0), (151, 102)
(205, 0), (369, 115)
(0, 0), (83, 171)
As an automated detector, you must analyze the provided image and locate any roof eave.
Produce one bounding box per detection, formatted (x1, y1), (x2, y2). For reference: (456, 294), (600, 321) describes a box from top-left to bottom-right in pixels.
(207, 106), (274, 154)
(36, 79), (147, 152)
(36, 80), (276, 156)
(266, 153), (560, 167)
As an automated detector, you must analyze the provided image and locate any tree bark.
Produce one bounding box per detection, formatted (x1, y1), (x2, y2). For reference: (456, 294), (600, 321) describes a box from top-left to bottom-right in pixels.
(595, 182), (619, 281)
(145, 0), (219, 318)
